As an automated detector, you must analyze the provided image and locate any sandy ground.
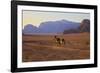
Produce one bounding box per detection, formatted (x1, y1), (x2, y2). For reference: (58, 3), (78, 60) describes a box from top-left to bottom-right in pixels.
(22, 33), (90, 62)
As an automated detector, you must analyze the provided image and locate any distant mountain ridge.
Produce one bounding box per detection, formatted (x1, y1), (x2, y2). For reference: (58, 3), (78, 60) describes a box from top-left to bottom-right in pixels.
(23, 19), (80, 34)
(63, 19), (90, 34)
(22, 24), (39, 34)
(39, 20), (80, 33)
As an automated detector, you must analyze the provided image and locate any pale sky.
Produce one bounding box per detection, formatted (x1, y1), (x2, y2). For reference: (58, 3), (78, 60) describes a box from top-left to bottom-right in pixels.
(22, 10), (90, 28)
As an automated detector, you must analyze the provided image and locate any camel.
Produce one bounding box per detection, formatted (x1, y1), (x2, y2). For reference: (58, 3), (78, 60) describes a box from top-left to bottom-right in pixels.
(61, 38), (65, 45)
(54, 36), (66, 46)
(54, 36), (61, 45)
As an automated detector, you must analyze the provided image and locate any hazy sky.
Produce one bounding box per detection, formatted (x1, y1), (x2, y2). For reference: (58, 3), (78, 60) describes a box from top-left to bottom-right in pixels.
(22, 10), (90, 28)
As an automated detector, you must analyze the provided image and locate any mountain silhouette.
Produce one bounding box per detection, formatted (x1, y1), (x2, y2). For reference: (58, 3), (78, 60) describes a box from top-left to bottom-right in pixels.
(39, 20), (80, 33)
(23, 20), (80, 34)
(63, 19), (90, 34)
(22, 24), (39, 34)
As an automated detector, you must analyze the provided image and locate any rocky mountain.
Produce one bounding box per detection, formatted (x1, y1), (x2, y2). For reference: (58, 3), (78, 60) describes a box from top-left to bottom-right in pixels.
(79, 19), (90, 32)
(22, 24), (39, 34)
(23, 20), (80, 34)
(63, 19), (90, 34)
(39, 20), (80, 33)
